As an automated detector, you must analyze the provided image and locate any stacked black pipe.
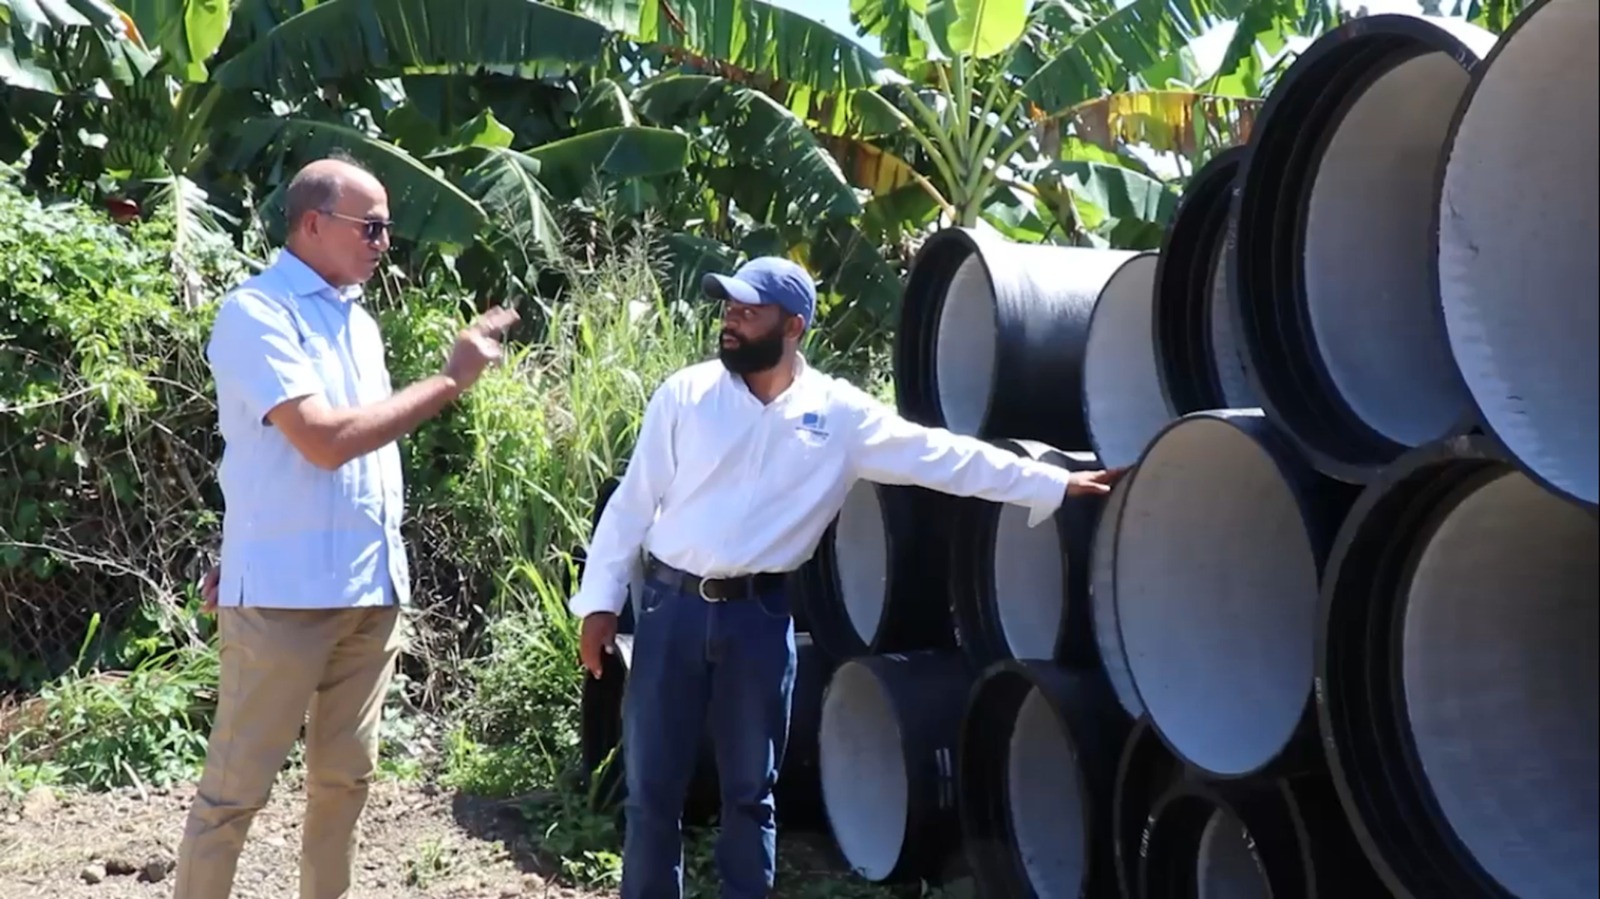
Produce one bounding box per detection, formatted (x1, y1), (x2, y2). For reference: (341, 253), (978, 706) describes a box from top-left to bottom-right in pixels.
(577, 3), (1596, 894)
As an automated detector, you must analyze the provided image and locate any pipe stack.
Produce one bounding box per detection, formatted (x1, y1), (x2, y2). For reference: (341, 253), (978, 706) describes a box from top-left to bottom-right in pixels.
(578, 3), (1596, 894)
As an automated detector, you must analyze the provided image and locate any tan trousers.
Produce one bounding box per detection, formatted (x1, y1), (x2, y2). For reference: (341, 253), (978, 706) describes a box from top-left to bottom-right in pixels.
(173, 604), (403, 899)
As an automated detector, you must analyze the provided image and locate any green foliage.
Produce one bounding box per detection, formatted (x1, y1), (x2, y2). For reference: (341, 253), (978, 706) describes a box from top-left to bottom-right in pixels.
(0, 172), (238, 683)
(1, 614), (218, 793)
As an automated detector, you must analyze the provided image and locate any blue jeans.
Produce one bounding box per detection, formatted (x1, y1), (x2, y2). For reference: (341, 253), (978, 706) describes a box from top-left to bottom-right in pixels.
(620, 573), (798, 899)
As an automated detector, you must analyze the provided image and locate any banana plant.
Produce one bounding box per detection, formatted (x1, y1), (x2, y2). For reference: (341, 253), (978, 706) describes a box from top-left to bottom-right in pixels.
(829, 0), (1341, 244)
(1, 0), (155, 168)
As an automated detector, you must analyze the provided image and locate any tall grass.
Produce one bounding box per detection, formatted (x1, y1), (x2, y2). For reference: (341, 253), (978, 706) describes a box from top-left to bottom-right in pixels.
(411, 229), (727, 796)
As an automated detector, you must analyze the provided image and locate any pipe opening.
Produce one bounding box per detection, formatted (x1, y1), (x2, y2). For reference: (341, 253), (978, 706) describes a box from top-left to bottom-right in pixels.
(1084, 255), (1168, 468)
(1402, 469), (1599, 899)
(1196, 810), (1269, 899)
(834, 481), (888, 646)
(1439, 0), (1599, 505)
(935, 255), (997, 436)
(1007, 686), (1088, 895)
(1304, 52), (1475, 446)
(1118, 416), (1321, 776)
(819, 662), (908, 882)
(994, 503), (1064, 661)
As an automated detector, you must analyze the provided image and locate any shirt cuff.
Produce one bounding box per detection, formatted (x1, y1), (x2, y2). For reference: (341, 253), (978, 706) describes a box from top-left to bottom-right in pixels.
(1025, 468), (1072, 527)
(568, 586), (626, 619)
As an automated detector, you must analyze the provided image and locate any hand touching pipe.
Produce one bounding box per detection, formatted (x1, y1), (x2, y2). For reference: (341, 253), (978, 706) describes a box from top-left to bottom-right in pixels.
(1066, 467), (1128, 498)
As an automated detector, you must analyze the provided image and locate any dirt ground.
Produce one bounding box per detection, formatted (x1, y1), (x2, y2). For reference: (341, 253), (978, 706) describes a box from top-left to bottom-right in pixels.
(0, 774), (904, 899)
(0, 773), (581, 899)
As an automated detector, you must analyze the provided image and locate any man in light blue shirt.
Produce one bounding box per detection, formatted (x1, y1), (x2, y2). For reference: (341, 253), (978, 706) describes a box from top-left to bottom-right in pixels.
(174, 154), (518, 899)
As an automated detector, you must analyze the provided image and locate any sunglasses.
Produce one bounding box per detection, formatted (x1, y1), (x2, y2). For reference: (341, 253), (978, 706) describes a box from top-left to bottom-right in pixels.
(320, 209), (393, 242)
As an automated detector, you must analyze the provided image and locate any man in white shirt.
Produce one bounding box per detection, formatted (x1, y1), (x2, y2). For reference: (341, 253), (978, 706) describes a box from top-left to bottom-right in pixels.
(174, 154), (518, 899)
(570, 256), (1121, 898)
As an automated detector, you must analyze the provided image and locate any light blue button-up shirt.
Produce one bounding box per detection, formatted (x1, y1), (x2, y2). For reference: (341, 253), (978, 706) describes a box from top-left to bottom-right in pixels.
(206, 249), (409, 610)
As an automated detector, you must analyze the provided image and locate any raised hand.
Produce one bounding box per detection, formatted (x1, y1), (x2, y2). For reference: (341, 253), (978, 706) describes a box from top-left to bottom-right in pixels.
(443, 305), (521, 391)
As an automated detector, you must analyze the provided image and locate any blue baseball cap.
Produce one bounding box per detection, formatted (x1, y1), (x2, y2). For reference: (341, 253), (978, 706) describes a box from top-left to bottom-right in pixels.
(702, 256), (816, 330)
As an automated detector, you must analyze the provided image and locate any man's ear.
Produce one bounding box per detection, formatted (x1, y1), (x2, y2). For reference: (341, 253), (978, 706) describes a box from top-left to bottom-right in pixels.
(785, 313), (806, 341)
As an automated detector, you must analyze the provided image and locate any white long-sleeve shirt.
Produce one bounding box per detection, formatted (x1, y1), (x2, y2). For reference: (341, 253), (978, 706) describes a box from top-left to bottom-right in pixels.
(567, 356), (1078, 619)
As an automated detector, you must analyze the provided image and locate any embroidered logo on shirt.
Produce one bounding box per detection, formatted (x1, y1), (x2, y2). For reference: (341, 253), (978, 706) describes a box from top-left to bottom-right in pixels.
(796, 411), (830, 444)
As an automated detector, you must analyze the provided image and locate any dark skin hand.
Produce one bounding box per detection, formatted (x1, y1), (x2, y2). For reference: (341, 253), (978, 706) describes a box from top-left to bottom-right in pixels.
(1065, 466), (1128, 498)
(581, 613), (618, 678)
(577, 466), (1131, 678)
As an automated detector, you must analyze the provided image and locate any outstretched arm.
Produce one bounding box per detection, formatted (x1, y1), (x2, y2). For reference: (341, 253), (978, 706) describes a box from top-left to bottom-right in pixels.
(846, 389), (1120, 526)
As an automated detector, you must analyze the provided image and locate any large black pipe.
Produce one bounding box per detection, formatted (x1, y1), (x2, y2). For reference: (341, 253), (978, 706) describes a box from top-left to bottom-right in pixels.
(793, 481), (954, 658)
(1138, 769), (1386, 899)
(1089, 476), (1141, 720)
(894, 226), (1140, 449)
(1435, 0), (1598, 509)
(1113, 719), (1189, 899)
(1318, 435), (1597, 899)
(946, 440), (1104, 669)
(1152, 145), (1256, 416)
(959, 660), (1128, 899)
(579, 634), (719, 823)
(775, 633), (835, 833)
(1231, 13), (1498, 483)
(576, 475), (637, 633)
(818, 650), (973, 884)
(1114, 410), (1357, 779)
(1081, 252), (1171, 469)
(579, 633), (835, 831)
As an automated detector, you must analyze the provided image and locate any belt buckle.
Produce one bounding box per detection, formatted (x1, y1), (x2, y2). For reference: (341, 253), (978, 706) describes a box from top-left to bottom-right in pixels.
(697, 577), (725, 603)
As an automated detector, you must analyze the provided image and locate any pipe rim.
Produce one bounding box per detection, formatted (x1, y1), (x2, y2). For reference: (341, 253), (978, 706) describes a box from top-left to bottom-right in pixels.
(950, 442), (1101, 668)
(957, 664), (1035, 897)
(794, 523), (871, 659)
(818, 657), (911, 882)
(1153, 145), (1247, 414)
(831, 481), (893, 649)
(1315, 435), (1522, 899)
(1113, 718), (1185, 899)
(1232, 14), (1494, 482)
(1141, 778), (1319, 899)
(1089, 476), (1143, 719)
(1429, 0), (1598, 510)
(896, 227), (995, 430)
(1082, 251), (1168, 469)
(959, 660), (1123, 899)
(1394, 463), (1598, 899)
(1114, 410), (1327, 779)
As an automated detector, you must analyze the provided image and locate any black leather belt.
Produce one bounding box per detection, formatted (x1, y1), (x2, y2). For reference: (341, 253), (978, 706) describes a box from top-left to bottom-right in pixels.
(644, 554), (786, 602)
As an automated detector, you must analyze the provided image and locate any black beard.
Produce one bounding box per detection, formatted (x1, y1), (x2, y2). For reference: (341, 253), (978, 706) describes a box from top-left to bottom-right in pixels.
(718, 327), (785, 375)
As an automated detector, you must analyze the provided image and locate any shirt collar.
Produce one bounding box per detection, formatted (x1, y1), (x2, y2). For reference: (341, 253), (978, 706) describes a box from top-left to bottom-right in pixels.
(272, 248), (363, 304)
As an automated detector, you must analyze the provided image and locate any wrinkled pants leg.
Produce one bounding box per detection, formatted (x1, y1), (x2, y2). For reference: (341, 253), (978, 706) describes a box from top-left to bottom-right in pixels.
(708, 586), (797, 899)
(300, 606), (402, 899)
(173, 609), (331, 899)
(620, 581), (710, 899)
